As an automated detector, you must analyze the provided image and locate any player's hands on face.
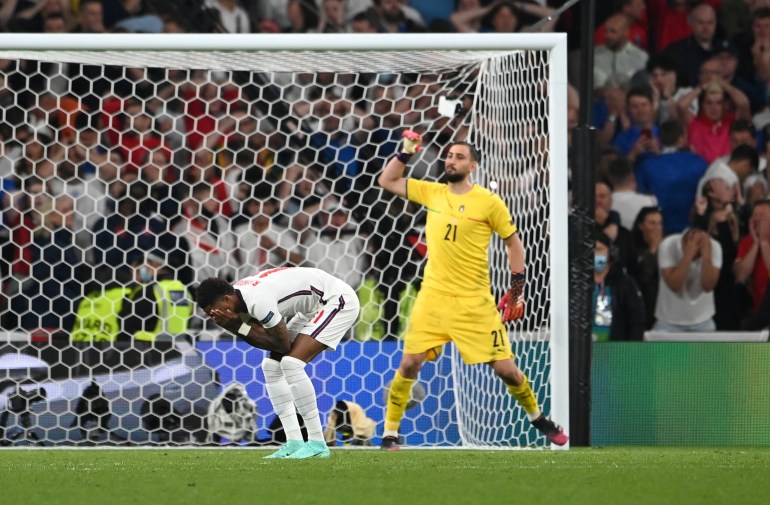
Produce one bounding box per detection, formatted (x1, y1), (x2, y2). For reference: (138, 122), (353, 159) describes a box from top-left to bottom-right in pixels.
(402, 130), (423, 154)
(208, 307), (240, 330)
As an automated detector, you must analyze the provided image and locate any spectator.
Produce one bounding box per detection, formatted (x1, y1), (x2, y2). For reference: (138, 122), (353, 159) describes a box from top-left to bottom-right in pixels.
(594, 85), (627, 148)
(695, 143), (760, 206)
(171, 182), (238, 285)
(663, 3), (724, 87)
(692, 178), (744, 329)
(708, 119), (767, 174)
(635, 119), (708, 235)
(186, 147), (236, 218)
(410, 0), (455, 27)
(646, 53), (689, 123)
(612, 87), (660, 165)
(91, 178), (189, 285)
(318, 0), (347, 32)
(719, 0), (754, 41)
(592, 231), (646, 342)
(304, 203), (367, 290)
(120, 249), (194, 345)
(138, 149), (184, 224)
(733, 6), (770, 84)
(712, 42), (767, 115)
(284, 0), (319, 33)
(647, 0), (696, 52)
(72, 0), (106, 33)
(596, 179), (633, 270)
(232, 185), (304, 281)
(595, 0), (648, 50)
(593, 14), (649, 90)
(6, 0), (72, 33)
(101, 0), (162, 33)
(350, 8), (379, 33)
(306, 92), (363, 196)
(733, 199), (770, 319)
(684, 82), (751, 164)
(42, 10), (69, 32)
(654, 227), (722, 332)
(205, 0), (250, 33)
(451, 0), (558, 34)
(372, 0), (424, 32)
(629, 206), (664, 329)
(370, 198), (426, 339)
(608, 156), (658, 230)
(11, 195), (88, 331)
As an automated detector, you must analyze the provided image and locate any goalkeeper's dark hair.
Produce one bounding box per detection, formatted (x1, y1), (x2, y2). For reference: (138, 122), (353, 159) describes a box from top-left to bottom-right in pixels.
(196, 278), (235, 310)
(451, 141), (481, 163)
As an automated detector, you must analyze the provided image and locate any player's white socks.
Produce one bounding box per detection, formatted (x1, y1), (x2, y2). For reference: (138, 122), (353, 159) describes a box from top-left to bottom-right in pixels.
(280, 356), (325, 443)
(261, 357), (303, 441)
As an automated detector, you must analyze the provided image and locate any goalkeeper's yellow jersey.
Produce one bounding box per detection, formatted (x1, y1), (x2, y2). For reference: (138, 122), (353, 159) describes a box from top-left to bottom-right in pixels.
(407, 179), (517, 297)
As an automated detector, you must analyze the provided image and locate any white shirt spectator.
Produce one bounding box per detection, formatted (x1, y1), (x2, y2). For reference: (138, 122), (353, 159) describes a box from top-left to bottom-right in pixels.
(612, 190), (658, 230)
(205, 0), (250, 33)
(172, 214), (238, 285)
(233, 220), (302, 281)
(594, 42), (649, 89)
(303, 209), (366, 289)
(695, 159), (740, 200)
(654, 232), (722, 327)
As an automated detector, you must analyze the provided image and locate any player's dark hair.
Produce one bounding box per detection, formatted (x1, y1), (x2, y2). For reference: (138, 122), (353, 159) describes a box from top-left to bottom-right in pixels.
(196, 278), (234, 310)
(451, 141), (481, 163)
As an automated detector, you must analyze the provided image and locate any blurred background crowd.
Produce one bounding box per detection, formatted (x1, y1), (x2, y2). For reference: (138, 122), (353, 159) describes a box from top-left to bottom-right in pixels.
(0, 0), (768, 342)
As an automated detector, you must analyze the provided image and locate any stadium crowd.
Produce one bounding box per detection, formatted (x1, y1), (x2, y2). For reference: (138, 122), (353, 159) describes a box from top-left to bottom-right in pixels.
(0, 0), (768, 342)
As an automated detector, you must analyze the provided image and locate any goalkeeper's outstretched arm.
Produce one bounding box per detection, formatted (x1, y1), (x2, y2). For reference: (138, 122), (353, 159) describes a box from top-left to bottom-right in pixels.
(377, 130), (422, 197)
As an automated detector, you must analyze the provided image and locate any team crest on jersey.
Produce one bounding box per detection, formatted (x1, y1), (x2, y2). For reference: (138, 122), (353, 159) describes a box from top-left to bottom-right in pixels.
(459, 205), (465, 213)
(260, 311), (274, 325)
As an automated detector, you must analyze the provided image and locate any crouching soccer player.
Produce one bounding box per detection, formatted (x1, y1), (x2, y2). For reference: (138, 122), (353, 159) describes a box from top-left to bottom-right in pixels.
(196, 267), (360, 459)
(377, 130), (568, 449)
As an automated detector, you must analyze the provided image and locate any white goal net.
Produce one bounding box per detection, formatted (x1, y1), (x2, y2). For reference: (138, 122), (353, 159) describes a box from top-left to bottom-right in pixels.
(0, 34), (568, 448)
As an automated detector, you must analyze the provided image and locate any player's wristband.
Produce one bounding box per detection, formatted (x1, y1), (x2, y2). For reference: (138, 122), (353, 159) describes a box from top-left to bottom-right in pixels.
(238, 322), (251, 337)
(395, 152), (413, 164)
(510, 270), (525, 299)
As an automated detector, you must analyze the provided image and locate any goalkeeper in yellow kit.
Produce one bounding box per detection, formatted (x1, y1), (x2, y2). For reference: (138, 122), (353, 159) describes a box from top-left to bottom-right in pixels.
(377, 130), (568, 449)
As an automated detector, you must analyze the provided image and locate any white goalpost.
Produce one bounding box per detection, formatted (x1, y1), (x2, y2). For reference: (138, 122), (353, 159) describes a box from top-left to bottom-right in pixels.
(0, 33), (568, 448)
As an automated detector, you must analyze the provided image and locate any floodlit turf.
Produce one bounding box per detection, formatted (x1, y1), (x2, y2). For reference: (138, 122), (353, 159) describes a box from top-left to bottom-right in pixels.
(1, 447), (769, 505)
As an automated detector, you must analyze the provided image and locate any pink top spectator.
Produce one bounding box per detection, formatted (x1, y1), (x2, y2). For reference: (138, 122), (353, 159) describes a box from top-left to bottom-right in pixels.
(688, 111), (734, 164)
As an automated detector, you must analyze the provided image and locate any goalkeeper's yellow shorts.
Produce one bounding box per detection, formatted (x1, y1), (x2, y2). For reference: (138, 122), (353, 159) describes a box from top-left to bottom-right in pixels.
(403, 288), (514, 365)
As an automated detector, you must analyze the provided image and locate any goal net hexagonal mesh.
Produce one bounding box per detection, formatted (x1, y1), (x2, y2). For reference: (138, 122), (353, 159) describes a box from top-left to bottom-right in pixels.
(0, 34), (568, 448)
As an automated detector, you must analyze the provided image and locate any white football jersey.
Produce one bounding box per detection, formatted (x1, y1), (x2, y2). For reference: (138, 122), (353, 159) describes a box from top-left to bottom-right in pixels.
(233, 267), (353, 329)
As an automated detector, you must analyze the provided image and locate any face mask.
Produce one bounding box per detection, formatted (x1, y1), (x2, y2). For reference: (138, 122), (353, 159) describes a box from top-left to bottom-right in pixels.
(594, 254), (608, 273)
(139, 266), (153, 283)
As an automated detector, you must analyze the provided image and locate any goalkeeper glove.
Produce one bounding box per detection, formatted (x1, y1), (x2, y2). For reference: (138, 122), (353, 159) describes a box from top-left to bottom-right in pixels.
(396, 130), (422, 163)
(497, 271), (525, 322)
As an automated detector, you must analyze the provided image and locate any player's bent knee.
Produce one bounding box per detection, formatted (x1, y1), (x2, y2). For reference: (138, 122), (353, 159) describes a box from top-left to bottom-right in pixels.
(399, 354), (426, 378)
(261, 357), (284, 381)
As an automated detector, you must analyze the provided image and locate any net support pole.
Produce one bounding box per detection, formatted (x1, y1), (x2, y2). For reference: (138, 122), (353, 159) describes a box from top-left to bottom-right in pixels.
(548, 36), (571, 448)
(569, 0), (596, 447)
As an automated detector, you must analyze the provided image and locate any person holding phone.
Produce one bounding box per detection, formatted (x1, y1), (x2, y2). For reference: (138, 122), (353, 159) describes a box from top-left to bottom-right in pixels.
(612, 87), (661, 164)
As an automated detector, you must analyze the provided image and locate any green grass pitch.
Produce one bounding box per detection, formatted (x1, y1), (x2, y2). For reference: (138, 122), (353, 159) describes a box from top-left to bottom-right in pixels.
(1, 447), (769, 505)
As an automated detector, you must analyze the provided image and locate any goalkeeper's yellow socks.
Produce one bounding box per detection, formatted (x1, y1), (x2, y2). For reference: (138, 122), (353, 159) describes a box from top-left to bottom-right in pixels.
(506, 374), (542, 422)
(383, 370), (415, 436)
